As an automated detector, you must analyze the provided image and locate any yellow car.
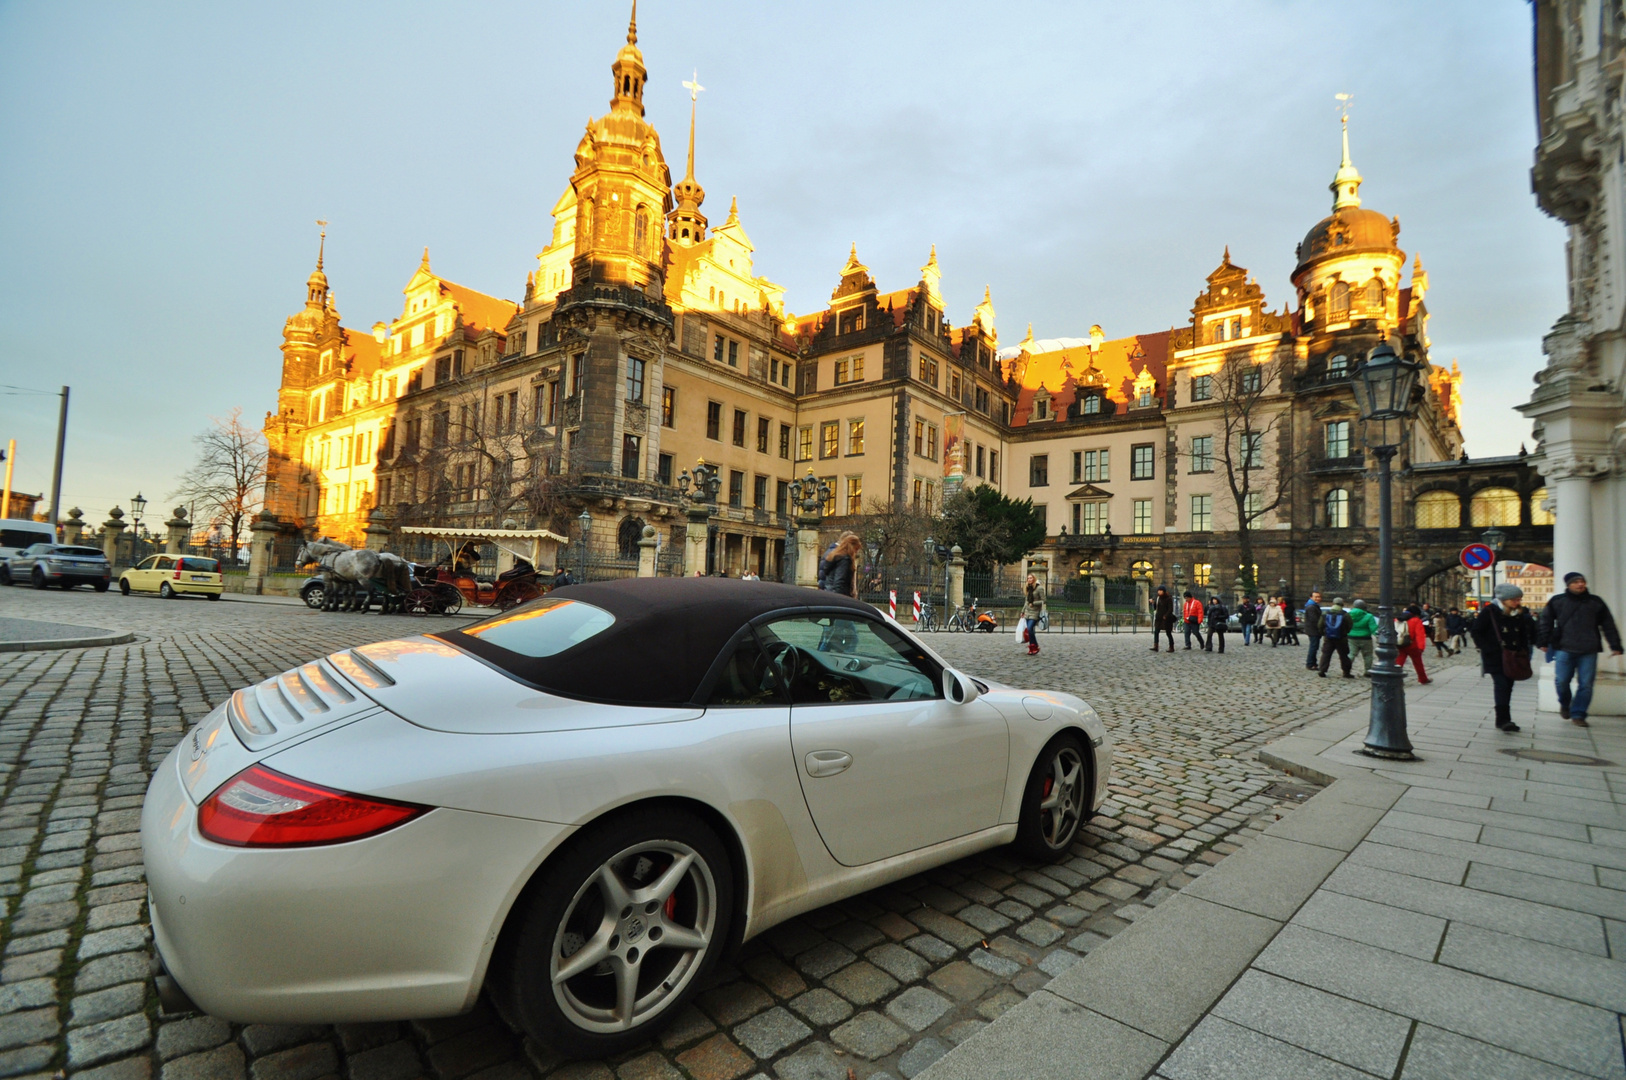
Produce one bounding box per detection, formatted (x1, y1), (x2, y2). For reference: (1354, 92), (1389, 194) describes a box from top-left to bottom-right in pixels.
(119, 554), (223, 600)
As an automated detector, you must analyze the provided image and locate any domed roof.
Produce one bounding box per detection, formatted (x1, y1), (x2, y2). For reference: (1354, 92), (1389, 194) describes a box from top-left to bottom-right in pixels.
(1295, 207), (1399, 276)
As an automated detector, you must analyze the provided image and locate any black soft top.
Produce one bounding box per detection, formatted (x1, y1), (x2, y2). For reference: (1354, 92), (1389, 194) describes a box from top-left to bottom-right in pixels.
(436, 577), (875, 706)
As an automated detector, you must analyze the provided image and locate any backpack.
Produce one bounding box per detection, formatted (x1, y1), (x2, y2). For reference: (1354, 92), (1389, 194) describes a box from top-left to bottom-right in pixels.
(1394, 618), (1410, 647)
(1322, 610), (1348, 639)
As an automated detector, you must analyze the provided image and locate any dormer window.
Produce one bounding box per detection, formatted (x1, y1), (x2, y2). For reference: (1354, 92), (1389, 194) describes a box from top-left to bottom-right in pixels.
(838, 308), (864, 335)
(1083, 395), (1101, 415)
(1138, 387), (1153, 408)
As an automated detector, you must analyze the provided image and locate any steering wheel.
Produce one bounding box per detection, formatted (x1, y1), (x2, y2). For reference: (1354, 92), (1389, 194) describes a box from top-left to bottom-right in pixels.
(761, 639), (800, 690)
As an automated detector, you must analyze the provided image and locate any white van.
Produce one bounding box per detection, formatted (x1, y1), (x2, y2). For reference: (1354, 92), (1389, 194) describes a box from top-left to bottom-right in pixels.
(0, 519), (56, 562)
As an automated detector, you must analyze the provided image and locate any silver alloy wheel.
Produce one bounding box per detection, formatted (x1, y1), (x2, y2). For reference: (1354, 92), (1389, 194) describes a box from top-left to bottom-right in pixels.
(550, 839), (717, 1034)
(1038, 746), (1086, 849)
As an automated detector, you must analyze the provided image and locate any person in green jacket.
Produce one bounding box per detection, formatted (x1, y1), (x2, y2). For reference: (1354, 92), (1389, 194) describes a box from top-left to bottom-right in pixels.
(1348, 599), (1378, 675)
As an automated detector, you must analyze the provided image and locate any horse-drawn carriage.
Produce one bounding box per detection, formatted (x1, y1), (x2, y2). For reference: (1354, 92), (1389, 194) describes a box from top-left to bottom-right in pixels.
(297, 526), (568, 616)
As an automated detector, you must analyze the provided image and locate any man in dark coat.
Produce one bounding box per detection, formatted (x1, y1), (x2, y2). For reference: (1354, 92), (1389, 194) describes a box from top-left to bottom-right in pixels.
(1302, 591), (1324, 670)
(1473, 583), (1536, 731)
(1205, 596), (1229, 653)
(1538, 572), (1624, 726)
(1151, 586), (1175, 652)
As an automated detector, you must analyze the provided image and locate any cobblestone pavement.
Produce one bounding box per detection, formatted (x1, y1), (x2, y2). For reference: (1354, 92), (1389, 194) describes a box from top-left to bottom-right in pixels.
(0, 589), (1474, 1080)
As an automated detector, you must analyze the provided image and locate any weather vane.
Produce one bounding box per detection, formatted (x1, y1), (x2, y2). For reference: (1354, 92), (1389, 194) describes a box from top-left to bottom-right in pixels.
(1335, 92), (1354, 126)
(683, 70), (704, 102)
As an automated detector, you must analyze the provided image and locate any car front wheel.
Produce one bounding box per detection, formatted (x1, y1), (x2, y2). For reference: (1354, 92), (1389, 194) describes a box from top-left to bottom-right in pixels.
(159, 582), (175, 599)
(118, 579), (130, 596)
(1014, 733), (1090, 860)
(494, 807), (733, 1058)
(302, 583), (325, 610)
(0, 566), (11, 586)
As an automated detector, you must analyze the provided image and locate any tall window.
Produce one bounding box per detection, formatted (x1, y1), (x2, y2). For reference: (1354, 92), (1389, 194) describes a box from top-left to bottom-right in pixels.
(626, 357), (645, 402)
(1190, 436), (1214, 473)
(728, 470), (744, 507)
(917, 352), (938, 387)
(657, 453), (674, 486)
(1415, 490), (1460, 529)
(848, 419), (864, 455)
(1133, 499), (1153, 535)
(779, 423), (791, 459)
(1530, 487), (1554, 526)
(1191, 494), (1213, 532)
(1191, 374), (1213, 401)
(776, 480), (789, 516)
(1082, 394), (1101, 415)
(733, 409), (747, 447)
(1029, 454), (1050, 486)
(821, 477), (837, 516)
(1081, 502), (1107, 535)
(1324, 557), (1351, 587)
(1364, 278), (1384, 308)
(1241, 367), (1262, 393)
(706, 402), (722, 441)
(1324, 420), (1351, 459)
(1071, 450), (1082, 483)
(834, 355), (864, 384)
(1131, 444), (1155, 481)
(1325, 488), (1350, 528)
(821, 421), (839, 458)
(757, 417), (770, 453)
(1085, 449), (1109, 482)
(989, 450), (999, 485)
(753, 475), (768, 509)
(662, 386), (675, 427)
(797, 426), (813, 461)
(1328, 354), (1349, 376)
(913, 420), (924, 456)
(846, 476), (863, 515)
(621, 434), (641, 479)
(770, 357), (780, 384)
(975, 445), (986, 478)
(1330, 280), (1350, 315)
(1239, 432), (1264, 469)
(1243, 491), (1264, 524)
(1469, 487), (1521, 527)
(1193, 563), (1212, 586)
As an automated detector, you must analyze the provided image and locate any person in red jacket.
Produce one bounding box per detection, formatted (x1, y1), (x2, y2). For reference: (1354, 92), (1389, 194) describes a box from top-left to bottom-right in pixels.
(1400, 603), (1431, 684)
(1182, 592), (1205, 650)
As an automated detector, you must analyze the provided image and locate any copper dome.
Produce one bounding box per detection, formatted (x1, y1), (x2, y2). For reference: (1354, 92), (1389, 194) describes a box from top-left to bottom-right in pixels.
(1294, 208), (1400, 277)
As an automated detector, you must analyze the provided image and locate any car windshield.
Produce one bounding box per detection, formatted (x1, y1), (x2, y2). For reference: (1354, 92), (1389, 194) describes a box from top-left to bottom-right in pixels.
(461, 598), (616, 658)
(54, 547), (105, 558)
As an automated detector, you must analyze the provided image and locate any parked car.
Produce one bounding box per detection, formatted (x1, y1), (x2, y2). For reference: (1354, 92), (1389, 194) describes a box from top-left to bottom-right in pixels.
(299, 575), (326, 609)
(1, 543), (111, 590)
(119, 554), (223, 600)
(0, 519), (55, 563)
(143, 578), (1113, 1057)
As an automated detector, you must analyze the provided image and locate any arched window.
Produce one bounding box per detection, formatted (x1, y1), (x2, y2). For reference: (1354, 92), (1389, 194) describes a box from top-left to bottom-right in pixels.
(635, 206), (648, 252)
(580, 199), (594, 241)
(1365, 278), (1384, 308)
(1131, 559), (1154, 580)
(1325, 488), (1350, 528)
(1330, 280), (1350, 315)
(1469, 487), (1521, 527)
(1415, 490), (1461, 529)
(1530, 487), (1555, 526)
(1327, 354), (1349, 376)
(617, 516), (647, 559)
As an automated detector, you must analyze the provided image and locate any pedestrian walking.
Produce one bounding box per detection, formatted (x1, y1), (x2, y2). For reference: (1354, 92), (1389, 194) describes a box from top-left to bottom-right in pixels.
(1263, 597), (1285, 645)
(1302, 591), (1325, 670)
(1238, 597), (1257, 646)
(1182, 592), (1205, 650)
(1398, 603), (1431, 683)
(1447, 607), (1469, 653)
(1316, 597), (1354, 677)
(1253, 597), (1268, 645)
(1205, 595), (1229, 653)
(1021, 573), (1047, 656)
(1537, 571), (1624, 726)
(1347, 599), (1377, 675)
(819, 532), (861, 598)
(1151, 586), (1176, 652)
(1430, 609), (1454, 657)
(1283, 597), (1301, 645)
(1472, 583), (1536, 732)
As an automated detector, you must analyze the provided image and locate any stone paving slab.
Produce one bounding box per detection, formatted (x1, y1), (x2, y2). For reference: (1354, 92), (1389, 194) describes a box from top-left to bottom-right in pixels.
(0, 588), (1395, 1080)
(0, 617), (133, 653)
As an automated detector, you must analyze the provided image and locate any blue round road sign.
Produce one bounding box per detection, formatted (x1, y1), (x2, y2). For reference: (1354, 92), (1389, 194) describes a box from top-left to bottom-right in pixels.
(1461, 543), (1495, 571)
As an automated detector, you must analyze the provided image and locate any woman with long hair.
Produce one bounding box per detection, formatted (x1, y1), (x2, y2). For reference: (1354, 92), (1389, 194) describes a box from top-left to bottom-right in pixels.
(1022, 573), (1047, 656)
(819, 532), (863, 598)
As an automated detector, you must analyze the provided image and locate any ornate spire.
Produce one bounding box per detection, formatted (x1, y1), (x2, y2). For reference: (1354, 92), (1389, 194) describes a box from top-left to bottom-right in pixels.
(668, 71), (708, 246)
(920, 244), (942, 304)
(627, 0), (637, 44)
(611, 0), (646, 113)
(843, 243), (866, 275)
(1331, 113), (1363, 211)
(420, 247), (432, 272)
(305, 220), (330, 308)
(725, 196), (739, 225)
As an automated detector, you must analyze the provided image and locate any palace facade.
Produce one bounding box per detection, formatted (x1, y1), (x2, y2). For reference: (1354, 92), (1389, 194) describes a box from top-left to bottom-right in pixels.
(260, 8), (1548, 601)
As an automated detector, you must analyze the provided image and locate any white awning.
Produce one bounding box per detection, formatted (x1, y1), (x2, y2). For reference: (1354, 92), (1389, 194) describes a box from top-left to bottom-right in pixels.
(398, 526), (569, 568)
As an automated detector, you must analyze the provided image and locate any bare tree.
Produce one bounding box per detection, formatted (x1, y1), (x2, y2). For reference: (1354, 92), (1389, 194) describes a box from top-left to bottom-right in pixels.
(856, 497), (937, 584)
(171, 408), (267, 559)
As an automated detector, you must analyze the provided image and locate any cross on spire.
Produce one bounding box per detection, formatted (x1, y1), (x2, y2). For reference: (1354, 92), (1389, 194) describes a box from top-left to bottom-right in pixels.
(315, 220), (327, 269)
(681, 70), (704, 183)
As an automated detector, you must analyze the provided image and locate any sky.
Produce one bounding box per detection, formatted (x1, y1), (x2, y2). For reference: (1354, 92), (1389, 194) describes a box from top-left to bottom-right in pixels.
(0, 0), (1563, 522)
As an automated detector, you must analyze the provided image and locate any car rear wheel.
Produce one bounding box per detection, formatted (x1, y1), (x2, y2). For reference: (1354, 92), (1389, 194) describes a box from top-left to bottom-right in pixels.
(118, 579), (130, 596)
(495, 807), (733, 1058)
(94, 582), (109, 593)
(0, 567), (10, 586)
(206, 593), (220, 601)
(159, 582), (175, 599)
(1014, 733), (1090, 860)
(31, 569), (46, 590)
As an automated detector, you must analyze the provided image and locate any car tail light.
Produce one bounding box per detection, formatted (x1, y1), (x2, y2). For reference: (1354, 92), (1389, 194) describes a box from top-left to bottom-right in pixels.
(175, 566), (184, 579)
(197, 764), (427, 847)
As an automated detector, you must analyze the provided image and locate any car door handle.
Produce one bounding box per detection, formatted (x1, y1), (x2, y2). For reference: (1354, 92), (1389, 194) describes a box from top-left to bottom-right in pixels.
(804, 750), (853, 778)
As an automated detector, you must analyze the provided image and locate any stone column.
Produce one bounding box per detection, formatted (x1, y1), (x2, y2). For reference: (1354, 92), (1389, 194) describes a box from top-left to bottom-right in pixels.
(1553, 474), (1596, 581)
(62, 508), (85, 546)
(164, 507), (190, 554)
(1091, 575), (1106, 614)
(1135, 580), (1150, 624)
(948, 545), (966, 610)
(363, 510), (392, 553)
(100, 508), (127, 567)
(684, 507), (711, 577)
(245, 513), (280, 595)
(637, 525), (658, 577)
(795, 516), (822, 587)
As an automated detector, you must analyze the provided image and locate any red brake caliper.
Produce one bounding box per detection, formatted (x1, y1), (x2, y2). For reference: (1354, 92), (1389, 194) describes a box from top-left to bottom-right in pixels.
(665, 893), (677, 920)
(1042, 776), (1054, 798)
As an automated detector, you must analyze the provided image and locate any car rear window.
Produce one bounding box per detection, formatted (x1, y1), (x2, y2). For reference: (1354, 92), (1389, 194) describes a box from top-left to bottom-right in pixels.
(460, 598), (615, 658)
(57, 547), (105, 558)
(2, 530), (53, 549)
(179, 557), (220, 572)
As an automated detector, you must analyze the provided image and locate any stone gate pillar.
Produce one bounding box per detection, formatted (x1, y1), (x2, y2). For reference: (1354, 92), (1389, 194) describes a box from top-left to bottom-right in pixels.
(637, 525), (658, 577)
(100, 508), (127, 568)
(1135, 580), (1150, 624)
(245, 513), (280, 595)
(948, 546), (966, 610)
(62, 508), (85, 546)
(684, 507), (711, 577)
(165, 507), (190, 554)
(1091, 575), (1106, 614)
(363, 510), (391, 552)
(795, 516), (822, 587)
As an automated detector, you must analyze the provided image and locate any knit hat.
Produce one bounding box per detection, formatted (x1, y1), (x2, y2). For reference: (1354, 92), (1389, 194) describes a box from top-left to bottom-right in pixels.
(1332, 597), (1345, 607)
(1351, 600), (1367, 610)
(1494, 583), (1524, 601)
(1564, 572), (1586, 585)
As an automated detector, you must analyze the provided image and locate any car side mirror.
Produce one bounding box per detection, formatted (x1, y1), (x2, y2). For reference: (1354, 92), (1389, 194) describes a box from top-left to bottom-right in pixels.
(943, 668), (981, 705)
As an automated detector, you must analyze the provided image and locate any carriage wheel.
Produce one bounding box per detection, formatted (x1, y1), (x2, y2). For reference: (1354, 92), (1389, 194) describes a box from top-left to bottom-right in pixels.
(437, 586), (463, 616)
(404, 588), (433, 615)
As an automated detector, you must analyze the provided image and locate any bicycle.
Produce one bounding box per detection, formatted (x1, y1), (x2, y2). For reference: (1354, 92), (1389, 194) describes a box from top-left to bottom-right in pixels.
(917, 600), (938, 632)
(947, 605), (974, 633)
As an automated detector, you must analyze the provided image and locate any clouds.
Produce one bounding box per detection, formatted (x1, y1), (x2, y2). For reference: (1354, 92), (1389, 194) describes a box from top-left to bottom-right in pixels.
(0, 1), (1563, 512)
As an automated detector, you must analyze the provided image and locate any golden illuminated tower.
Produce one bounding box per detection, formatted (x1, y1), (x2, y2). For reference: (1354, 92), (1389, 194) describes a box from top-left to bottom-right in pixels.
(668, 71), (707, 246)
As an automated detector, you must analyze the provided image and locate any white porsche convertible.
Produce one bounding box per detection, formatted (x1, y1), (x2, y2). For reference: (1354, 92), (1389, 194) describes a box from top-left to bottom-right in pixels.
(143, 579), (1112, 1057)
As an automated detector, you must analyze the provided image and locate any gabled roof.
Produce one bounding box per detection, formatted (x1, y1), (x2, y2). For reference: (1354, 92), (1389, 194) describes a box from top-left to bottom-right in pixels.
(1006, 330), (1171, 427)
(439, 281), (519, 336)
(337, 327), (384, 376)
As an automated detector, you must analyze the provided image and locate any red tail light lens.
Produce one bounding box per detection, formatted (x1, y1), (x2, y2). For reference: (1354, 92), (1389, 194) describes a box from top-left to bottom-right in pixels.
(197, 764), (428, 847)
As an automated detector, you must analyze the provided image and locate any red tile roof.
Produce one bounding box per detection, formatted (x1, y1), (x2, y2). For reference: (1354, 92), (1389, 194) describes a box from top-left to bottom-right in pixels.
(439, 280), (519, 335)
(1006, 330), (1171, 427)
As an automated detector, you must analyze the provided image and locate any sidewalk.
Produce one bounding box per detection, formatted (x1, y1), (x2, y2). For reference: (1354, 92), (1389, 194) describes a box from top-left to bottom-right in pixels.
(0, 615), (134, 652)
(922, 660), (1626, 1080)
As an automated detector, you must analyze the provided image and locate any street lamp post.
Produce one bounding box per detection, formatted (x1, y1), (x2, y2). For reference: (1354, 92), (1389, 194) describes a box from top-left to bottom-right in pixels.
(1350, 343), (1425, 760)
(130, 492), (147, 562)
(784, 471), (829, 584)
(577, 509), (592, 583)
(1480, 524), (1508, 604)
